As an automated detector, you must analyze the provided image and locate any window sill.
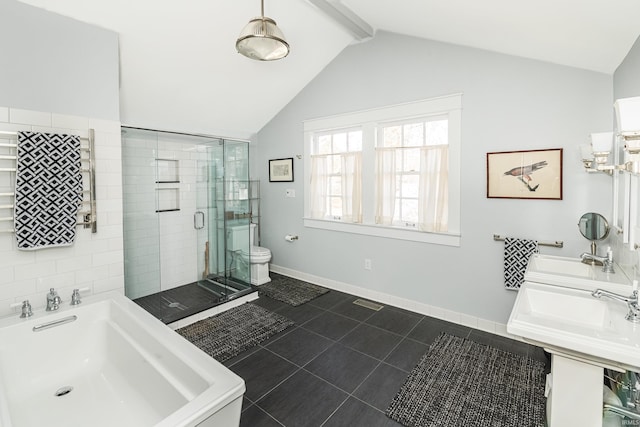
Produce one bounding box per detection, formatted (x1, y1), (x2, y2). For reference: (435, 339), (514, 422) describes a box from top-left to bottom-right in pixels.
(303, 218), (461, 247)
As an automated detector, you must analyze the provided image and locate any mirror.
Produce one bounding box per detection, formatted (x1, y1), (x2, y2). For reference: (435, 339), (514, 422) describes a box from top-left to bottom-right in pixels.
(578, 212), (610, 241)
(578, 212), (610, 265)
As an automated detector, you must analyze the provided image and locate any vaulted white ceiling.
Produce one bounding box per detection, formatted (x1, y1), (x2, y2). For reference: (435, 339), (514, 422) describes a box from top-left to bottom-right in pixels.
(17, 0), (640, 139)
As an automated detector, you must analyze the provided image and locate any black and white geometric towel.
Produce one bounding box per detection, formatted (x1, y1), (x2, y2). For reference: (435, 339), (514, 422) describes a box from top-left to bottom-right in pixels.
(504, 237), (539, 290)
(14, 132), (82, 250)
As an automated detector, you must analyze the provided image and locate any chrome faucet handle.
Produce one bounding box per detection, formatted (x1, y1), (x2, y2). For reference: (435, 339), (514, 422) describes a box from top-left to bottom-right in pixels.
(46, 288), (61, 311)
(627, 290), (640, 322)
(71, 289), (81, 305)
(70, 288), (89, 305)
(71, 287), (90, 305)
(602, 258), (615, 273)
(592, 287), (640, 323)
(10, 300), (33, 318)
(20, 300), (33, 318)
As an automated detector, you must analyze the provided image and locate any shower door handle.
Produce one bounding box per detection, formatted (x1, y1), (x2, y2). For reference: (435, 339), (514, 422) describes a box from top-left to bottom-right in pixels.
(194, 211), (205, 230)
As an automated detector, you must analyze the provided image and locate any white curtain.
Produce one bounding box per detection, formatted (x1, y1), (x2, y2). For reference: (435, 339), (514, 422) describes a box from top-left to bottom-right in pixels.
(419, 145), (448, 232)
(310, 153), (362, 222)
(341, 152), (362, 223)
(374, 148), (397, 225)
(309, 155), (328, 219)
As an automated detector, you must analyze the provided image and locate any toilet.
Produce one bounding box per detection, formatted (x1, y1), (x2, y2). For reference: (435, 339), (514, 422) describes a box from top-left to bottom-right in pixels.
(228, 223), (271, 285)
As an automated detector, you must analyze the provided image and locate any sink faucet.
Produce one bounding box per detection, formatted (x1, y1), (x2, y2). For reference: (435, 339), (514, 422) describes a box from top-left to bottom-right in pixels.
(591, 286), (640, 323)
(46, 288), (62, 311)
(580, 247), (615, 273)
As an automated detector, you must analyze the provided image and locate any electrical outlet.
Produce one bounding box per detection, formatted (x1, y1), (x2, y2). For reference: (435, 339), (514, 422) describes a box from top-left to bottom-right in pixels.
(364, 259), (372, 270)
(285, 189), (295, 198)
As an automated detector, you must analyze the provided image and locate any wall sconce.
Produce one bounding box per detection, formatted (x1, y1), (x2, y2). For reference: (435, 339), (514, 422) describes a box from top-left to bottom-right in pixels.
(580, 144), (594, 169)
(581, 131), (640, 175)
(590, 132), (613, 165)
(615, 96), (640, 174)
(615, 97), (640, 137)
(581, 132), (619, 175)
(581, 97), (640, 175)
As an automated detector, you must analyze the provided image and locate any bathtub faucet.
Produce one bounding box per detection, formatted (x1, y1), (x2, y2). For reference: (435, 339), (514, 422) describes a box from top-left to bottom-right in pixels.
(46, 288), (62, 311)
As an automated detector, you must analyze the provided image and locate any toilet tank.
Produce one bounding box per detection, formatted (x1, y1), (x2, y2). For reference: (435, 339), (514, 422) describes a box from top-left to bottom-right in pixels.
(227, 223), (255, 250)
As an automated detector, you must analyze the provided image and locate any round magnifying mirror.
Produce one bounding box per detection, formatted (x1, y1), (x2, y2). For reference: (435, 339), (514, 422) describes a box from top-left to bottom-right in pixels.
(578, 212), (610, 241)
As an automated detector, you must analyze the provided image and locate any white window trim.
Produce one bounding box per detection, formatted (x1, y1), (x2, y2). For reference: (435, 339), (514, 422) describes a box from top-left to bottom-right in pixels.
(303, 94), (462, 246)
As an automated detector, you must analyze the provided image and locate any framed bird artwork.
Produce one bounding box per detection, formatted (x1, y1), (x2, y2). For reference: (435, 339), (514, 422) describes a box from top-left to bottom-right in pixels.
(486, 148), (563, 199)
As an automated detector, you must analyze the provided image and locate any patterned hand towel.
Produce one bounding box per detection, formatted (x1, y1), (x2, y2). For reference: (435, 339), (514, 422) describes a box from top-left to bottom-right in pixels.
(504, 237), (539, 290)
(14, 132), (82, 250)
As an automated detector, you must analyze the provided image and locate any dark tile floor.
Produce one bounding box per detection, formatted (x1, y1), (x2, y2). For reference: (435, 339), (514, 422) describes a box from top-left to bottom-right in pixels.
(226, 289), (549, 427)
(133, 278), (255, 324)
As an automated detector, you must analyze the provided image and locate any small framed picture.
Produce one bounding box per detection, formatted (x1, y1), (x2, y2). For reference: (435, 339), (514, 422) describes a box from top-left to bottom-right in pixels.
(487, 148), (563, 200)
(269, 157), (294, 182)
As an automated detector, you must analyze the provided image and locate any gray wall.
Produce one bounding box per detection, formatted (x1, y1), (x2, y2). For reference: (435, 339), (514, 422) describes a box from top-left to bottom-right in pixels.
(257, 31), (613, 323)
(0, 1), (119, 120)
(614, 35), (640, 99)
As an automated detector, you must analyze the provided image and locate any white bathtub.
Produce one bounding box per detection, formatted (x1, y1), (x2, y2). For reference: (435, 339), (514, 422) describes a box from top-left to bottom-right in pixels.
(0, 292), (245, 427)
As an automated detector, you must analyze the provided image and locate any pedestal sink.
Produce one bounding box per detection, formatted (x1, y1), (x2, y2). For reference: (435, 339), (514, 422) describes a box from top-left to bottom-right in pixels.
(525, 254), (632, 294)
(508, 280), (640, 427)
(509, 281), (640, 370)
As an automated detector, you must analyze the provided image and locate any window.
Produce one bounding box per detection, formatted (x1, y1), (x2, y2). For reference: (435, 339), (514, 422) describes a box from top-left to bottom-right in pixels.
(375, 117), (449, 232)
(303, 94), (461, 246)
(309, 128), (362, 222)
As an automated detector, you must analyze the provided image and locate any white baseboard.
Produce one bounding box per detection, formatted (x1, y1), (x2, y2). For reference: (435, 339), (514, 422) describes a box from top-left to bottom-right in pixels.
(270, 264), (518, 341)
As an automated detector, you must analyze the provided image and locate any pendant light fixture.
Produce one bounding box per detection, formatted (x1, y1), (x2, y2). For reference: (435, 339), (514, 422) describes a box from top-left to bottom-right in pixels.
(236, 0), (289, 61)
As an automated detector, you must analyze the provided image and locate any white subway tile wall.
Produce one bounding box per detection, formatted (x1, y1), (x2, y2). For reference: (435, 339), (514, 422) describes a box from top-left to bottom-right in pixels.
(0, 107), (124, 317)
(122, 134), (209, 299)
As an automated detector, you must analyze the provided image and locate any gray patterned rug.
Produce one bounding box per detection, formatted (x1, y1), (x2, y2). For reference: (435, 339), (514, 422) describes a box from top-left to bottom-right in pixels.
(176, 303), (294, 362)
(259, 273), (329, 306)
(386, 333), (546, 427)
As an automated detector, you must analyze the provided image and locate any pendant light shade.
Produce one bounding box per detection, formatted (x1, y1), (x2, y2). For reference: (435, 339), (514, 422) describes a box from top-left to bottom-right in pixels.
(236, 0), (289, 61)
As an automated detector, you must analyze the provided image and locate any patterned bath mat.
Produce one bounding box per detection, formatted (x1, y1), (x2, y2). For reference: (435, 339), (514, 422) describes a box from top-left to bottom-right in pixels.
(259, 273), (329, 306)
(386, 333), (546, 427)
(176, 303), (294, 362)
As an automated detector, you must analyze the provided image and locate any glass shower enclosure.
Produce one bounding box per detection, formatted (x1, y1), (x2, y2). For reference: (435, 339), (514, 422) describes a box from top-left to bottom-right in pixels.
(121, 127), (254, 323)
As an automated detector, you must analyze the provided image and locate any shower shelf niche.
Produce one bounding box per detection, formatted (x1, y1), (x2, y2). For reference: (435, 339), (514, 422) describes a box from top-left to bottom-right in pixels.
(155, 158), (180, 183)
(156, 187), (180, 212)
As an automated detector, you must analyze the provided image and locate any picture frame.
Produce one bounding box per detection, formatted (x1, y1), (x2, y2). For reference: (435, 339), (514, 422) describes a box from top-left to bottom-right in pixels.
(269, 157), (294, 182)
(487, 148), (563, 200)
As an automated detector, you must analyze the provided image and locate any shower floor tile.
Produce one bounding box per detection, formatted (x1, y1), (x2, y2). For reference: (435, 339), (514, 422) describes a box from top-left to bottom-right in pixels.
(133, 282), (223, 324)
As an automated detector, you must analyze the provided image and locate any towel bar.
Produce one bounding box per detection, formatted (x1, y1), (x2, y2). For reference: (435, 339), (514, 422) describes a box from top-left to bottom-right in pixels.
(0, 130), (90, 142)
(493, 234), (563, 248)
